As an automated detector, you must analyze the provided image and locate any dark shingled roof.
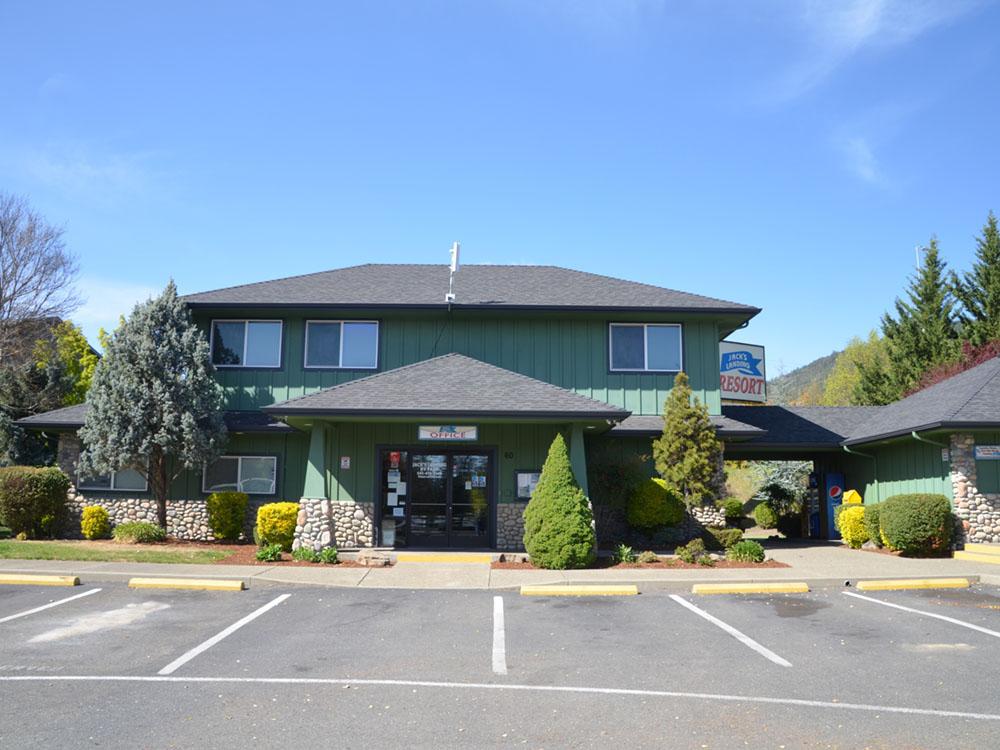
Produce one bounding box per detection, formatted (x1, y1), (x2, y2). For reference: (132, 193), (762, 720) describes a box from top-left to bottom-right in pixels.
(844, 357), (1000, 445)
(723, 405), (881, 449)
(183, 264), (760, 314)
(610, 414), (766, 439)
(263, 353), (630, 420)
(16, 406), (295, 434)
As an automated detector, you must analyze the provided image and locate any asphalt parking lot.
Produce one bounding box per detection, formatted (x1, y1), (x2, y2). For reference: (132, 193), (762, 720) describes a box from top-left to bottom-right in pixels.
(2, 581), (1000, 748)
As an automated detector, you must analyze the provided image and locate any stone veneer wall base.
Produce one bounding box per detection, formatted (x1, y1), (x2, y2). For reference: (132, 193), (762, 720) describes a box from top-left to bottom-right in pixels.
(294, 498), (375, 551)
(950, 434), (1000, 545)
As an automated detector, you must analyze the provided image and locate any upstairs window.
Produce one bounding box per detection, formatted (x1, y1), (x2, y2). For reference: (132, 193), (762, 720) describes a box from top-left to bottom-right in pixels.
(211, 320), (282, 368)
(609, 323), (682, 372)
(305, 320), (379, 369)
(78, 467), (148, 492)
(203, 455), (277, 495)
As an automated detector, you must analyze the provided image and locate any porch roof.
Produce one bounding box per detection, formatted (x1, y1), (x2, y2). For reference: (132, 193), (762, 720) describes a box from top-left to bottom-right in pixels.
(15, 406), (297, 434)
(263, 353), (630, 421)
(610, 413), (767, 439)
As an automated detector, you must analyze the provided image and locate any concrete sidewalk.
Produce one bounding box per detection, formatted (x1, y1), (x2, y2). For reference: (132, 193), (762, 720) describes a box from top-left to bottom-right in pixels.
(2, 542), (1000, 589)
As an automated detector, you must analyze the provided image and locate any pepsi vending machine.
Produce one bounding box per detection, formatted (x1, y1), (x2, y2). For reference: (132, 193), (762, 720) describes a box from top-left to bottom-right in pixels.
(825, 472), (844, 540)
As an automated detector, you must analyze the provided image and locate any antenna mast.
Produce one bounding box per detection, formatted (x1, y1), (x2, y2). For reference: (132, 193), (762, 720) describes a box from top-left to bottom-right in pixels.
(446, 241), (460, 303)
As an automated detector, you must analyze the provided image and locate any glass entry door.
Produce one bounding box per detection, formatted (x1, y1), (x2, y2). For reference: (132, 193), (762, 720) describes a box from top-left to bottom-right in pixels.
(379, 449), (492, 548)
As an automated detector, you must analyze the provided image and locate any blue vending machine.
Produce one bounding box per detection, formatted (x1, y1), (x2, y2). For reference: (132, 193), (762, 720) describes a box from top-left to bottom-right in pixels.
(825, 472), (844, 540)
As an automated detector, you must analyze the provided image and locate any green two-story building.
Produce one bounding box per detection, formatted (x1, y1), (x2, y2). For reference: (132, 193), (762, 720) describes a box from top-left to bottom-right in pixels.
(22, 263), (762, 551)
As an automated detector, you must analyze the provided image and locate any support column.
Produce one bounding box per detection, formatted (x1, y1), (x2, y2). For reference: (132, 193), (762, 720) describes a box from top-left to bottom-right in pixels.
(568, 423), (590, 497)
(294, 424), (334, 551)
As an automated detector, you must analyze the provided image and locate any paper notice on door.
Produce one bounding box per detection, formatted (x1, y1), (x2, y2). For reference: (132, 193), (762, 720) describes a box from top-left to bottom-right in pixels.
(392, 507), (404, 517)
(387, 492), (398, 506)
(395, 481), (407, 495)
(387, 470), (401, 484)
(465, 480), (472, 490)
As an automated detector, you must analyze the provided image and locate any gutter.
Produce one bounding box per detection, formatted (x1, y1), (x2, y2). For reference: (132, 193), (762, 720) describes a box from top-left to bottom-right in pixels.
(843, 444), (880, 503)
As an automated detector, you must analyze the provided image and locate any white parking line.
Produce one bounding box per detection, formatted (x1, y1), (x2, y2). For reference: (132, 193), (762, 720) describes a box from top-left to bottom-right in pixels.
(2, 674), (999, 721)
(0, 588), (102, 625)
(157, 594), (290, 676)
(843, 591), (1000, 639)
(492, 595), (507, 675)
(669, 594), (792, 667)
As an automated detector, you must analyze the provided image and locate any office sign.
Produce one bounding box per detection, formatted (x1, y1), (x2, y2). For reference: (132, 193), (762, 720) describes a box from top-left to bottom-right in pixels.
(418, 425), (478, 441)
(720, 340), (766, 403)
(975, 445), (1000, 460)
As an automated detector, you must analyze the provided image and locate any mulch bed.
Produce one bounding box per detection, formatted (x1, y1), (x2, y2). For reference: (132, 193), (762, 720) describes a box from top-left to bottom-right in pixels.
(213, 544), (372, 567)
(492, 559), (789, 570)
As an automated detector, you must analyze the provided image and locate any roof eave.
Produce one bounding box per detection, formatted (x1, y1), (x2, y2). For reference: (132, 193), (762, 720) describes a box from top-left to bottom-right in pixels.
(261, 406), (629, 420)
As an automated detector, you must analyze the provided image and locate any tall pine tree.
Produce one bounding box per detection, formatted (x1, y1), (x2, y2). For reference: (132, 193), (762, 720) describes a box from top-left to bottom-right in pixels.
(952, 211), (1000, 346)
(856, 238), (958, 402)
(652, 372), (722, 507)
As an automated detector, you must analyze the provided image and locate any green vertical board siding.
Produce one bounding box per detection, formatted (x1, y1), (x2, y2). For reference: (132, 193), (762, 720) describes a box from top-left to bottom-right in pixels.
(324, 422), (562, 505)
(974, 432), (1000, 493)
(198, 312), (724, 416)
(868, 440), (952, 501)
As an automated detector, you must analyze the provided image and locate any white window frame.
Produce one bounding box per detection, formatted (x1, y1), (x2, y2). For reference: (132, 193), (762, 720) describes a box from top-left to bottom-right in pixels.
(608, 323), (683, 373)
(201, 455), (278, 495)
(303, 320), (379, 370)
(78, 468), (149, 492)
(209, 319), (284, 369)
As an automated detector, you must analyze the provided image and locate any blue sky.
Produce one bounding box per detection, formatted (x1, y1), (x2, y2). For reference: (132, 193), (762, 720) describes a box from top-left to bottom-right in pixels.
(1, 1), (998, 374)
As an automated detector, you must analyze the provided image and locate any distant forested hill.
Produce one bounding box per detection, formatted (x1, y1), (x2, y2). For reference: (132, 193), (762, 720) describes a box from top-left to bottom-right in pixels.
(766, 351), (840, 405)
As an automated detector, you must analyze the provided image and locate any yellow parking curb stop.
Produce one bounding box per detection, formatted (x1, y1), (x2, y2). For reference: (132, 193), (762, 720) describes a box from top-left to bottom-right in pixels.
(520, 584), (639, 597)
(127, 577), (246, 591)
(0, 573), (80, 587)
(855, 578), (970, 591)
(692, 582), (810, 595)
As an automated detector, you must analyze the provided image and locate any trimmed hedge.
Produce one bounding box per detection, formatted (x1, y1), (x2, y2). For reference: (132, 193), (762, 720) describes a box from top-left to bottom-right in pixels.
(863, 503), (883, 547)
(206, 491), (249, 541)
(112, 521), (166, 544)
(0, 466), (70, 537)
(627, 478), (685, 530)
(81, 505), (111, 540)
(703, 526), (743, 551)
(879, 493), (953, 556)
(727, 539), (766, 563)
(753, 502), (778, 529)
(523, 433), (596, 570)
(255, 502), (299, 552)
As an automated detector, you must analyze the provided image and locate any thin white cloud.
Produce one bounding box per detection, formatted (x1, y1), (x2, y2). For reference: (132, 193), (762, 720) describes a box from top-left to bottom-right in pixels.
(837, 135), (885, 186)
(74, 277), (160, 347)
(770, 0), (981, 101)
(18, 144), (156, 205)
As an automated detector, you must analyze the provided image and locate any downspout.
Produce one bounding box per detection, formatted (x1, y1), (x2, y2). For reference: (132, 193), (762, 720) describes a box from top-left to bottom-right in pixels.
(843, 444), (879, 503)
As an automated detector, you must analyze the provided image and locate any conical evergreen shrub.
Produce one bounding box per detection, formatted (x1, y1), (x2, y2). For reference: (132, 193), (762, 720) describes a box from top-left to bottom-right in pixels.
(522, 433), (596, 569)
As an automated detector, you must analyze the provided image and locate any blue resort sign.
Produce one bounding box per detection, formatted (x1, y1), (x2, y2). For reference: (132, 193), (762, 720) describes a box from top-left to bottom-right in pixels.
(720, 340), (766, 403)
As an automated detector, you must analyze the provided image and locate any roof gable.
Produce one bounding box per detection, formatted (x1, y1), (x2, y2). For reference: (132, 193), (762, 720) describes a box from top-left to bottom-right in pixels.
(183, 263), (759, 314)
(263, 353), (630, 419)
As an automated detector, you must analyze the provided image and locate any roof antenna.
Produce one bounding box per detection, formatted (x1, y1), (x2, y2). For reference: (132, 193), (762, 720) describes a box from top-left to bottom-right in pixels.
(445, 241), (460, 303)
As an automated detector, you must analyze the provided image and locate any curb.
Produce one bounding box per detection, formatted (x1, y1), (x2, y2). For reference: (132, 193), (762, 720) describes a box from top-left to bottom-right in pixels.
(0, 573), (80, 587)
(692, 582), (810, 595)
(128, 577), (246, 591)
(520, 584), (639, 597)
(855, 578), (970, 592)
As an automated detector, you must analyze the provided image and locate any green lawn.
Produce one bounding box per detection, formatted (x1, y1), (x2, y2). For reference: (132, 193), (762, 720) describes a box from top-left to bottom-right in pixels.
(0, 540), (233, 564)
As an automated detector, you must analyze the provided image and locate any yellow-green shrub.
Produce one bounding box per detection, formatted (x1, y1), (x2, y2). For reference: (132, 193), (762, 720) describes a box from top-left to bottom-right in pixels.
(255, 502), (298, 551)
(836, 505), (869, 549)
(627, 478), (685, 529)
(206, 491), (248, 541)
(81, 505), (110, 540)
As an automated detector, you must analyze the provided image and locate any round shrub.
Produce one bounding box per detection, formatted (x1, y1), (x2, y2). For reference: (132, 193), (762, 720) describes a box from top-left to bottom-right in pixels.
(318, 547), (339, 564)
(704, 526), (743, 550)
(753, 502), (778, 529)
(835, 505), (869, 549)
(206, 491), (249, 541)
(627, 478), (685, 529)
(112, 521), (166, 544)
(636, 550), (659, 564)
(719, 498), (744, 522)
(255, 543), (283, 562)
(0, 466), (70, 537)
(523, 433), (596, 570)
(863, 502), (883, 547)
(727, 539), (766, 563)
(879, 493), (953, 556)
(81, 505), (111, 540)
(292, 545), (319, 563)
(255, 502), (299, 551)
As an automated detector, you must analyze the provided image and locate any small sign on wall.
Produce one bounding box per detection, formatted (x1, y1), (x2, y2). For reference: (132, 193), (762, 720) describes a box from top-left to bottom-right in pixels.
(340, 456), (351, 470)
(418, 425), (478, 441)
(975, 445), (1000, 460)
